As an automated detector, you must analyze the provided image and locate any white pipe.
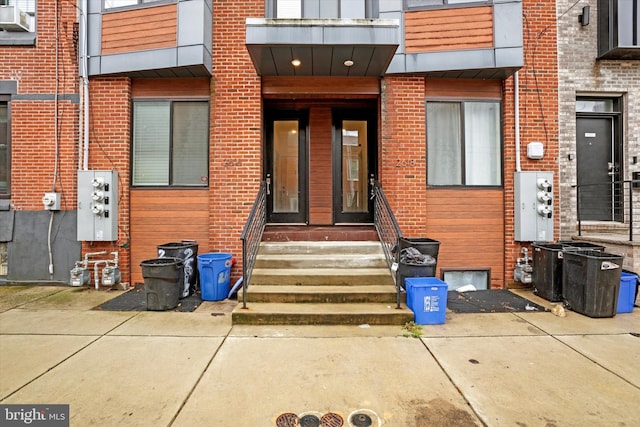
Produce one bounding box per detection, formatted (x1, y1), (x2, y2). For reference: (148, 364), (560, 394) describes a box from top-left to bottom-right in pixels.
(84, 250), (107, 266)
(514, 71), (521, 172)
(111, 251), (119, 267)
(94, 260), (109, 290)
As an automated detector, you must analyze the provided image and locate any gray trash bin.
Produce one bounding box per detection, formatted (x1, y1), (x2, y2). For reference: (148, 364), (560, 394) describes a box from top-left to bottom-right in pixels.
(141, 258), (184, 311)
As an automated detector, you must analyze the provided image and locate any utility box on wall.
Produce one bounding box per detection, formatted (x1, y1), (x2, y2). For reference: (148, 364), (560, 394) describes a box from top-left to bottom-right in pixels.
(77, 170), (118, 241)
(514, 171), (554, 242)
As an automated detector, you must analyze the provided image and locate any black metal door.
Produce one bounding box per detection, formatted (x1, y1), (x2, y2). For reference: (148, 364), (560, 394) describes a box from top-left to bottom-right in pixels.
(332, 109), (377, 223)
(576, 117), (619, 221)
(265, 111), (308, 223)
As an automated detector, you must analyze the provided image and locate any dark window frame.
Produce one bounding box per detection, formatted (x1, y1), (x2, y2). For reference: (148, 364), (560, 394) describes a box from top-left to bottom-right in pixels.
(267, 0), (378, 19)
(404, 0), (492, 11)
(102, 0), (175, 12)
(426, 98), (504, 188)
(130, 98), (210, 188)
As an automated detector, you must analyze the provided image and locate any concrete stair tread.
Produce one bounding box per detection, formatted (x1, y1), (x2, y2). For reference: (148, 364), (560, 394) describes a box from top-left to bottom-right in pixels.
(231, 302), (414, 325)
(244, 285), (397, 293)
(258, 241), (385, 255)
(233, 302), (410, 313)
(252, 267), (391, 276)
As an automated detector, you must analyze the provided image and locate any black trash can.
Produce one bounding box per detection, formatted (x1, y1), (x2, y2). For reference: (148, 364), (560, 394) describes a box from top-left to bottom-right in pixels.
(562, 250), (624, 318)
(399, 237), (440, 260)
(531, 243), (566, 302)
(532, 241), (606, 302)
(157, 241), (198, 298)
(141, 258), (184, 311)
(398, 246), (437, 290)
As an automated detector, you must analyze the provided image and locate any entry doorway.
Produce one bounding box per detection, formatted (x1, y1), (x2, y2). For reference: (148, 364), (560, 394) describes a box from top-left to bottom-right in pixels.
(576, 98), (622, 222)
(265, 110), (308, 224)
(264, 106), (377, 225)
(332, 110), (377, 223)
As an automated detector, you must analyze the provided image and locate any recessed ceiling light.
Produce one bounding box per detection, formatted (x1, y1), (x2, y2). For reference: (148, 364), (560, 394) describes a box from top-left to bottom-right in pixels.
(291, 59), (301, 67)
(344, 60), (354, 67)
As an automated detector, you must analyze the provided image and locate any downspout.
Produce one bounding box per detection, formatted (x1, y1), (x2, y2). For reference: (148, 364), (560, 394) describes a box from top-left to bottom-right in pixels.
(49, 0), (61, 277)
(80, 0), (89, 171)
(514, 71), (521, 173)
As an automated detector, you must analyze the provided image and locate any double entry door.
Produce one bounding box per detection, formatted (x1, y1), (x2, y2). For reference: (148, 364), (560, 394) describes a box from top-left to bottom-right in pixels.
(265, 108), (376, 224)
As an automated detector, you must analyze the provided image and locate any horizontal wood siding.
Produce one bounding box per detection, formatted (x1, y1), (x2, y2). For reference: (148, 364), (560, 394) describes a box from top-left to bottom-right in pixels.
(130, 189), (210, 285)
(425, 188), (505, 289)
(131, 78), (211, 98)
(262, 77), (380, 98)
(405, 6), (494, 53)
(309, 107), (333, 224)
(102, 4), (177, 55)
(426, 78), (502, 99)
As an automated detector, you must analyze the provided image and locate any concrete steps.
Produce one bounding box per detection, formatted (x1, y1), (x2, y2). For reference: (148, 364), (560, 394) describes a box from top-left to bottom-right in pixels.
(232, 241), (413, 325)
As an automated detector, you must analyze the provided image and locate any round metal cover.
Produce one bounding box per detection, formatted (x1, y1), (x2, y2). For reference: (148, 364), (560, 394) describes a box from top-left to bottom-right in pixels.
(350, 413), (372, 427)
(300, 414), (321, 427)
(276, 413), (298, 427)
(321, 412), (344, 427)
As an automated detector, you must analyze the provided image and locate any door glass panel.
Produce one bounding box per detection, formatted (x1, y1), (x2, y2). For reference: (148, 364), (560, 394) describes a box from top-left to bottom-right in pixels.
(273, 120), (299, 213)
(342, 120), (368, 213)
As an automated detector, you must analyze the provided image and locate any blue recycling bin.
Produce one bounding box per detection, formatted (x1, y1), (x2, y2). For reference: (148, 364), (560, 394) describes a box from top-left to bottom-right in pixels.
(405, 277), (448, 325)
(197, 253), (232, 301)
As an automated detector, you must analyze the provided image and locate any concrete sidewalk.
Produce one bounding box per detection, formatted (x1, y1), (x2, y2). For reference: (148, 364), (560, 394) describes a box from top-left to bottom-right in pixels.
(0, 285), (639, 426)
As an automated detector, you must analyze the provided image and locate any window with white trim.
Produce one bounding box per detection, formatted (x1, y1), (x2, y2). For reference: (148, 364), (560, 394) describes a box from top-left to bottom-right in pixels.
(132, 100), (209, 187)
(427, 100), (502, 186)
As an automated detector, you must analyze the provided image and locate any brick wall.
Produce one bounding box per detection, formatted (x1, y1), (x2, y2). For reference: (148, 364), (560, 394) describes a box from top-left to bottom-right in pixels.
(211, 1), (263, 281)
(380, 76), (428, 236)
(84, 78), (132, 283)
(557, 0), (640, 238)
(1, 0), (79, 209)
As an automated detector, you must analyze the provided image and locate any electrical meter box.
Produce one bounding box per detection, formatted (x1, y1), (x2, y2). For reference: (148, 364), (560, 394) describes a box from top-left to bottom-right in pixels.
(77, 170), (118, 241)
(514, 171), (554, 242)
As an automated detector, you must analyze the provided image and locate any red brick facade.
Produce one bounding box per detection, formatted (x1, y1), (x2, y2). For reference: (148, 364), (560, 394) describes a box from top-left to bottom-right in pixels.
(1, 0), (559, 289)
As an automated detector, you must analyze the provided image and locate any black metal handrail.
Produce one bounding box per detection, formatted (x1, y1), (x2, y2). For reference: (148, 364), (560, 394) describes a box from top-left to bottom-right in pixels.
(371, 180), (403, 308)
(575, 179), (639, 242)
(240, 181), (267, 309)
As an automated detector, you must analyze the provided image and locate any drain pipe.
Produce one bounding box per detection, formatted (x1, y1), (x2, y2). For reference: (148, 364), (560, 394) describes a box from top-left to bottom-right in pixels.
(514, 71), (521, 173)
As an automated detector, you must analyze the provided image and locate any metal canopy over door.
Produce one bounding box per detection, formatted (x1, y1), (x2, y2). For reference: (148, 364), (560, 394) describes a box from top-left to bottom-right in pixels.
(332, 110), (377, 223)
(265, 111), (308, 223)
(576, 116), (621, 221)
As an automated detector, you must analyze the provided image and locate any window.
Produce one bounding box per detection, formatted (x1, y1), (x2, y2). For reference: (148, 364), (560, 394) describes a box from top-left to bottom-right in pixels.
(103, 0), (165, 10)
(0, 0), (35, 32)
(269, 0), (377, 18)
(405, 0), (490, 9)
(0, 99), (8, 196)
(132, 101), (209, 187)
(427, 101), (501, 186)
(441, 268), (490, 290)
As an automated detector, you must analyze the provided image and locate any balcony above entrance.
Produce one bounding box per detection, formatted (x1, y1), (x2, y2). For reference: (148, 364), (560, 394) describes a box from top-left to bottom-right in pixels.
(245, 18), (400, 77)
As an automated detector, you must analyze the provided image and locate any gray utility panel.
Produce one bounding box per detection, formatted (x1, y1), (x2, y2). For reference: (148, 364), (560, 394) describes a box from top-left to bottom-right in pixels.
(514, 171), (554, 242)
(77, 170), (118, 241)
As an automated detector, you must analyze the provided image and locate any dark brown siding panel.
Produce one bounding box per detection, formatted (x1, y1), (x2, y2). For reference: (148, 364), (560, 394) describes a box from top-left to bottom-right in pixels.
(426, 78), (502, 99)
(262, 77), (380, 98)
(426, 189), (505, 289)
(309, 107), (333, 225)
(131, 78), (211, 98)
(405, 6), (494, 53)
(130, 189), (210, 285)
(101, 4), (177, 55)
